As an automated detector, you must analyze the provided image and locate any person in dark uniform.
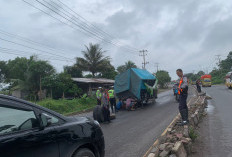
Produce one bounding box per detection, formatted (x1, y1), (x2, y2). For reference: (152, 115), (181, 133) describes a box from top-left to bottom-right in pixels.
(196, 79), (201, 93)
(176, 69), (189, 125)
(102, 89), (110, 124)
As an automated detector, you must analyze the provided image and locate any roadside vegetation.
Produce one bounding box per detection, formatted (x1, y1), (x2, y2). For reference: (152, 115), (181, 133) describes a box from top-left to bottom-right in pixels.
(185, 51), (232, 85)
(37, 97), (96, 115)
(0, 43), (142, 113)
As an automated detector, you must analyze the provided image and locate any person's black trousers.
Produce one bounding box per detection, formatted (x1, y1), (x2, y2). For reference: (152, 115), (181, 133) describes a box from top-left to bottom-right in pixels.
(179, 94), (188, 121)
(103, 106), (110, 122)
(97, 99), (101, 105)
(109, 98), (116, 113)
(196, 84), (201, 93)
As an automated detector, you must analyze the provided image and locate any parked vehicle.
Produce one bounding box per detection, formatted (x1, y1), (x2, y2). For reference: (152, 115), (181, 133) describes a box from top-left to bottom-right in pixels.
(114, 68), (158, 106)
(201, 75), (212, 87)
(0, 94), (105, 157)
(225, 72), (232, 89)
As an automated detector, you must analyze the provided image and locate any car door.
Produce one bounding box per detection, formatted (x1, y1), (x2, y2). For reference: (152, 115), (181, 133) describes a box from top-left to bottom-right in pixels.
(0, 99), (59, 157)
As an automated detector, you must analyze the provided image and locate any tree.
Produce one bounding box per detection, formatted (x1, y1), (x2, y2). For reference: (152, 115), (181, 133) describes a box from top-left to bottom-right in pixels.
(76, 43), (110, 77)
(64, 65), (83, 77)
(42, 73), (82, 99)
(0, 61), (7, 83)
(156, 70), (171, 88)
(197, 71), (205, 76)
(1, 56), (55, 99)
(98, 60), (117, 79)
(117, 61), (137, 73)
(220, 51), (232, 71)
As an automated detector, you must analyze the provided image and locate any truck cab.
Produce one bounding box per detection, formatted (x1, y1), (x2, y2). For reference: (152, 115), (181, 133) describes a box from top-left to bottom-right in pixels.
(201, 75), (212, 87)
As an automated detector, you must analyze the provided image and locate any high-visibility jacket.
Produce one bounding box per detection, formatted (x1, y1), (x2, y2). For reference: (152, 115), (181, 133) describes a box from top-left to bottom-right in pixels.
(178, 76), (188, 95)
(178, 78), (183, 95)
(108, 89), (115, 98)
(96, 90), (102, 99)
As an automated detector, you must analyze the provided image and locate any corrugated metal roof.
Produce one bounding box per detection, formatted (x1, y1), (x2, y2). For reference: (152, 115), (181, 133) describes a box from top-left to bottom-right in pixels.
(72, 78), (115, 84)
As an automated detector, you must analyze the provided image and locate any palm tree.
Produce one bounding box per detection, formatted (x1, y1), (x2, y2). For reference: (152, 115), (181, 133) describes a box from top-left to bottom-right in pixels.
(76, 43), (110, 77)
(125, 61), (137, 69)
(117, 61), (137, 73)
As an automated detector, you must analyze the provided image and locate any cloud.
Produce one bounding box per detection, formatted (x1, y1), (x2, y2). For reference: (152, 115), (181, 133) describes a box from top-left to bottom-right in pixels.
(1, 0), (232, 79)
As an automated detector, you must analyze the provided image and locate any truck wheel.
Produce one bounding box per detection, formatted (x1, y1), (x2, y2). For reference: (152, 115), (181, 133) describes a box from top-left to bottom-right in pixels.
(74, 148), (95, 157)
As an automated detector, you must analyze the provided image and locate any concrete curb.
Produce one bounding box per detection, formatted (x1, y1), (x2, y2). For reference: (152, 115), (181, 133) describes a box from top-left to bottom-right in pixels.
(144, 88), (208, 157)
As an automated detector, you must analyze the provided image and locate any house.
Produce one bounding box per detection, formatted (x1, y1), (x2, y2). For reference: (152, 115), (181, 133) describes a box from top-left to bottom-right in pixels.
(72, 78), (114, 96)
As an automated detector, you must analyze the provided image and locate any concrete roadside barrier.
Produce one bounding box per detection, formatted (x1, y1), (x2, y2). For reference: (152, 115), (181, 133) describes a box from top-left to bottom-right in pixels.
(144, 90), (209, 157)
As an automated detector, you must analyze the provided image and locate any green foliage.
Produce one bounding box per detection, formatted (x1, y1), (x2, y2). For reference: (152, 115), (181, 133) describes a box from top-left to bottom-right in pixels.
(117, 61), (137, 73)
(189, 126), (198, 141)
(76, 43), (110, 77)
(209, 52), (232, 84)
(185, 71), (204, 82)
(42, 72), (82, 99)
(210, 69), (227, 84)
(1, 56), (55, 99)
(0, 61), (7, 82)
(37, 97), (96, 115)
(156, 70), (171, 88)
(219, 51), (232, 71)
(64, 65), (83, 77)
(98, 60), (118, 79)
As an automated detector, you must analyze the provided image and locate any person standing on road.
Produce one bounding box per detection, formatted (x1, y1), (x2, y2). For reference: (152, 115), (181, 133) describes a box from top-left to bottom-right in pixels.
(108, 86), (117, 113)
(96, 87), (102, 105)
(196, 79), (201, 93)
(102, 89), (111, 123)
(176, 69), (189, 125)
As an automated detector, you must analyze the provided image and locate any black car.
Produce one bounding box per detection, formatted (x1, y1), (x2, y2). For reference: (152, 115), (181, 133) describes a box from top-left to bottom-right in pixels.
(0, 94), (105, 157)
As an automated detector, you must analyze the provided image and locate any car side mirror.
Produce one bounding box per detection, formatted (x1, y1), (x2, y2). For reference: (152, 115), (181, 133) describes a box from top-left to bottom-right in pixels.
(40, 113), (52, 128)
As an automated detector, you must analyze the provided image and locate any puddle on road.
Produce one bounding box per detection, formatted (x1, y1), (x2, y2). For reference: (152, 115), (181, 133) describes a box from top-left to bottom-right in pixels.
(206, 100), (214, 114)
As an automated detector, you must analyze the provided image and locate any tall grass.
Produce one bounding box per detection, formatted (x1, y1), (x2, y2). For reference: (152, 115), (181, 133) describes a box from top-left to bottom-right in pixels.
(37, 97), (96, 115)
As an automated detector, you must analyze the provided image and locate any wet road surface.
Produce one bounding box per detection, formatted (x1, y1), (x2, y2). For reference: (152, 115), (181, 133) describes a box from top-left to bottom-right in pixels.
(191, 85), (232, 157)
(75, 88), (194, 157)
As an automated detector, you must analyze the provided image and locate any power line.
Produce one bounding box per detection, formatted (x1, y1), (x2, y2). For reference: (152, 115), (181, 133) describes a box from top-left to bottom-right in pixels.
(139, 50), (149, 69)
(0, 29), (76, 59)
(0, 37), (75, 62)
(22, 0), (139, 54)
(0, 47), (74, 62)
(54, 0), (140, 52)
(0, 48), (74, 62)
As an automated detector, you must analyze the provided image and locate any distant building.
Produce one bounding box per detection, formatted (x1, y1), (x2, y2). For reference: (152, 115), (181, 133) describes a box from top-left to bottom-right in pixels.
(72, 78), (114, 96)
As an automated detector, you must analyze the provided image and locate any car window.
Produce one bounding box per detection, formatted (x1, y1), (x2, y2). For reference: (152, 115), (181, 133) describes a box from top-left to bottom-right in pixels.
(0, 106), (39, 135)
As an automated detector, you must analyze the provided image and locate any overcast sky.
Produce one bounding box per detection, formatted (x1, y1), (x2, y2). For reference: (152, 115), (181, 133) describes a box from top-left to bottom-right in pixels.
(1, 0), (232, 79)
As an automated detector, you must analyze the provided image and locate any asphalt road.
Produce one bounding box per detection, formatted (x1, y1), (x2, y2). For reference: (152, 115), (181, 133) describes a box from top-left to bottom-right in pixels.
(75, 88), (194, 157)
(191, 85), (232, 157)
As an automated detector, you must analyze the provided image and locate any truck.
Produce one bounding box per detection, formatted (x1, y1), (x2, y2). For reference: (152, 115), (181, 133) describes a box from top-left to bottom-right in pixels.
(114, 68), (158, 106)
(225, 72), (232, 89)
(201, 74), (212, 87)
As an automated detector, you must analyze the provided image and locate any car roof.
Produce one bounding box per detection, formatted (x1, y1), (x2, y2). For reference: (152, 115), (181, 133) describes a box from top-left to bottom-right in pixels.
(0, 94), (67, 121)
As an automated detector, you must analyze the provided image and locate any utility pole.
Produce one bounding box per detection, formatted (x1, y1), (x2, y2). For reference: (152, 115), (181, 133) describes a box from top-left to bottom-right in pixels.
(155, 63), (159, 72)
(215, 55), (221, 67)
(215, 55), (222, 74)
(139, 50), (149, 69)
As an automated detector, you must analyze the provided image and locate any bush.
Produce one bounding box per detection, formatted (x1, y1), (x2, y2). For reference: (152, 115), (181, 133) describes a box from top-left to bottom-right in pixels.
(189, 127), (198, 141)
(37, 97), (96, 115)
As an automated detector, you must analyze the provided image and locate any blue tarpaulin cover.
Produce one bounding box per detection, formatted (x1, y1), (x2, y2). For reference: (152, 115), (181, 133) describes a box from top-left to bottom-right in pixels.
(114, 68), (156, 100)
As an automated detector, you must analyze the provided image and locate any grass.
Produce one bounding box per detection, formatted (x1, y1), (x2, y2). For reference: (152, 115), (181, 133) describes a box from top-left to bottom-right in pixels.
(189, 126), (198, 142)
(37, 97), (97, 116)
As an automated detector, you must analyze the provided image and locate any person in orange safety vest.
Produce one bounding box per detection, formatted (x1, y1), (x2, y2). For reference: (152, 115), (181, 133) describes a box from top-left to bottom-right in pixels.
(176, 69), (189, 125)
